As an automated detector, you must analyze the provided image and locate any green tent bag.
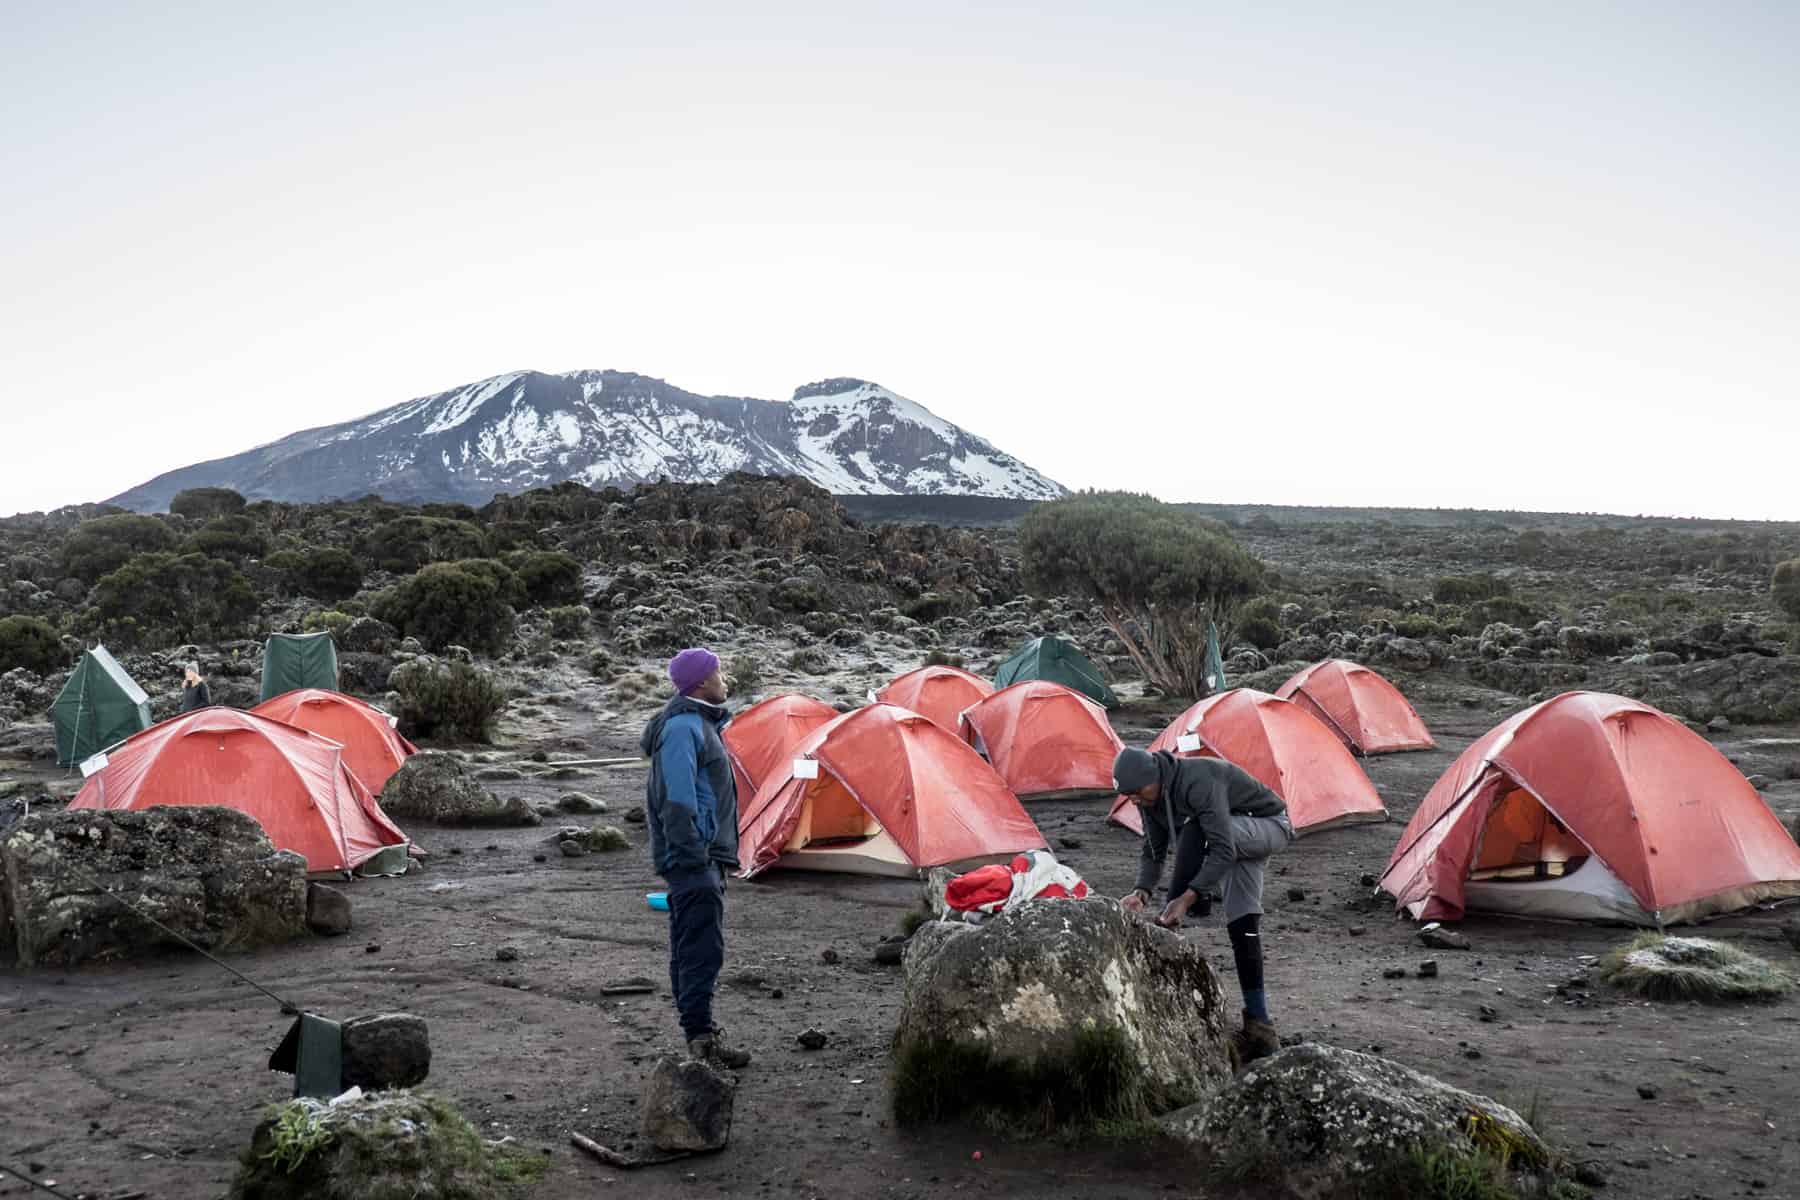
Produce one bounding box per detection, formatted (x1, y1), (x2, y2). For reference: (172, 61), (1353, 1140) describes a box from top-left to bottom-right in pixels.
(52, 645), (152, 766)
(260, 632), (340, 702)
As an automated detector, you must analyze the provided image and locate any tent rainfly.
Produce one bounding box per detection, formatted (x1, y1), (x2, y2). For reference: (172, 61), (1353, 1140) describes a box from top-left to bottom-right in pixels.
(992, 636), (1121, 709)
(52, 645), (152, 767)
(259, 632), (340, 703)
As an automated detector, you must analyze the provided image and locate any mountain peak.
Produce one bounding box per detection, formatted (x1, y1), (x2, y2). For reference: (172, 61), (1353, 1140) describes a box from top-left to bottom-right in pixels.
(105, 369), (1065, 511)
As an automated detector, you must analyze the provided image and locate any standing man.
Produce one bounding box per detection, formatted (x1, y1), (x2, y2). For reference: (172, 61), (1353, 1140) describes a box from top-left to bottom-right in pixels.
(640, 647), (751, 1069)
(1113, 746), (1294, 1067)
(178, 662), (211, 713)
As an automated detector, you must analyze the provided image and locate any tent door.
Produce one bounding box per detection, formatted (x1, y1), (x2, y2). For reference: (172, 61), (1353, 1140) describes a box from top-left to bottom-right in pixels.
(1467, 786), (1589, 882)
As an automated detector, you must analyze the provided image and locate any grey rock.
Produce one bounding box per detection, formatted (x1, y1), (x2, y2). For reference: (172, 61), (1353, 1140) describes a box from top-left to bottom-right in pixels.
(796, 1028), (828, 1050)
(1164, 1043), (1548, 1196)
(641, 1055), (736, 1152)
(1637, 1083), (1658, 1100)
(0, 807), (307, 967)
(377, 752), (542, 827)
(559, 839), (587, 858)
(339, 1012), (431, 1091)
(1709, 715), (1732, 733)
(895, 898), (1232, 1120)
(557, 791), (608, 814)
(873, 937), (906, 966)
(496, 946), (520, 962)
(1419, 924), (1472, 951)
(1418, 960), (1438, 979)
(305, 882), (353, 936)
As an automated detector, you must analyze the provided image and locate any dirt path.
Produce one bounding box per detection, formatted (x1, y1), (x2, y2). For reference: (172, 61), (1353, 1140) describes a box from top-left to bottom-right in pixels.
(5, 697), (1800, 1199)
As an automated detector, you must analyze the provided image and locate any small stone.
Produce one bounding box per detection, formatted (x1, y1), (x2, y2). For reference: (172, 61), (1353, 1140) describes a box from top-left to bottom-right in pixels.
(820, 948), (839, 965)
(873, 939), (905, 966)
(532, 853), (548, 863)
(559, 840), (587, 858)
(625, 808), (647, 824)
(769, 988), (784, 1000)
(1286, 886), (1307, 902)
(1707, 715), (1731, 732)
(1745, 774), (1770, 790)
(364, 943), (381, 954)
(1477, 1004), (1497, 1022)
(796, 1028), (828, 1050)
(1573, 1161), (1608, 1187)
(1463, 1048), (1482, 1060)
(496, 947), (520, 963)
(1359, 872), (1377, 888)
(1418, 960), (1439, 979)
(1057, 836), (1083, 850)
(1383, 967), (1407, 980)
(305, 882), (353, 937)
(1637, 1083), (1658, 1100)
(448, 847), (463, 855)
(1348, 926), (1367, 937)
(1419, 925), (1472, 951)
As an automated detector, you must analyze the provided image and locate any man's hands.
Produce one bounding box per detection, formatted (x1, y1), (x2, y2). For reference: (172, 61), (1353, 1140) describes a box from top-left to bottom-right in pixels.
(1120, 888), (1149, 913)
(1156, 889), (1201, 928)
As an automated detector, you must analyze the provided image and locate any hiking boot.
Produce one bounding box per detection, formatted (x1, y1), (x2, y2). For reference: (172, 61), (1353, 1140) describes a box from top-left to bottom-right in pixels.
(687, 1029), (752, 1069)
(1227, 1011), (1280, 1070)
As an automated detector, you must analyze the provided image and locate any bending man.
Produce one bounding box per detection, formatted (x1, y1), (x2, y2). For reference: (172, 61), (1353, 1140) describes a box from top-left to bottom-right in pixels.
(1114, 746), (1294, 1066)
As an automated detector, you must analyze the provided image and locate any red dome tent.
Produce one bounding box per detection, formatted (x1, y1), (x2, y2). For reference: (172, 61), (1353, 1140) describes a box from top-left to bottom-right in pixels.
(1275, 659), (1435, 755)
(1109, 688), (1387, 836)
(739, 703), (1046, 878)
(1380, 692), (1800, 926)
(250, 689), (418, 793)
(722, 694), (839, 803)
(873, 666), (994, 734)
(70, 707), (409, 874)
(959, 681), (1124, 800)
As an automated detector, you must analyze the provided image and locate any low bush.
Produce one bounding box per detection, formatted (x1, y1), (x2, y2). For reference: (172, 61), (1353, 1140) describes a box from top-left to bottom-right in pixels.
(88, 552), (259, 648)
(393, 661), (508, 742)
(301, 610), (355, 640)
(1434, 574), (1511, 605)
(185, 515), (269, 563)
(293, 547), (364, 603)
(371, 563), (515, 654)
(514, 551), (584, 608)
(546, 605), (588, 639)
(0, 615), (67, 675)
(1597, 934), (1792, 1004)
(726, 653), (764, 693)
(63, 514), (180, 583)
(169, 487), (247, 521)
(1774, 559), (1800, 622)
(360, 516), (488, 573)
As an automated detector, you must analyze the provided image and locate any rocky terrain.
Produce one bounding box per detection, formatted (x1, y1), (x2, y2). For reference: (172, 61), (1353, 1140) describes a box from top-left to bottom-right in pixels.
(3, 475), (1800, 1198)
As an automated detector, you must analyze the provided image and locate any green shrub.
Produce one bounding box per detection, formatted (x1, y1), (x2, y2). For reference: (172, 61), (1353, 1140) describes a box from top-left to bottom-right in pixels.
(1773, 559), (1800, 622)
(923, 648), (966, 668)
(370, 562), (515, 654)
(1394, 614), (1442, 640)
(394, 661), (508, 742)
(169, 487), (247, 521)
(0, 615), (67, 675)
(1434, 574), (1511, 605)
(63, 514), (180, 582)
(302, 610), (355, 640)
(1020, 491), (1264, 698)
(88, 552), (259, 648)
(546, 605), (588, 639)
(513, 551), (583, 608)
(726, 653), (763, 693)
(587, 647), (614, 677)
(445, 558), (525, 607)
(359, 516), (488, 573)
(293, 547), (364, 603)
(1237, 615), (1282, 650)
(787, 646), (832, 675)
(186, 515), (270, 563)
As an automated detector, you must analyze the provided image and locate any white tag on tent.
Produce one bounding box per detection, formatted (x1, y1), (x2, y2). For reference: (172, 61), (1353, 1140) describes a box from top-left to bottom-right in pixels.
(1205, 674), (1218, 690)
(792, 758), (820, 780)
(1176, 733), (1202, 754)
(79, 751), (109, 777)
(866, 689), (879, 705)
(386, 715), (399, 728)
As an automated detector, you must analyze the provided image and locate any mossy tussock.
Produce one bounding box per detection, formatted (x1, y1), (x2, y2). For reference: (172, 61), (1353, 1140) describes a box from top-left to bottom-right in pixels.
(1597, 934), (1793, 1004)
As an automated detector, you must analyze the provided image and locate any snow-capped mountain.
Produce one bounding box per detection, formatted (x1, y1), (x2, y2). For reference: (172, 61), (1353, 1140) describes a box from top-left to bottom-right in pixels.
(105, 371), (1067, 511)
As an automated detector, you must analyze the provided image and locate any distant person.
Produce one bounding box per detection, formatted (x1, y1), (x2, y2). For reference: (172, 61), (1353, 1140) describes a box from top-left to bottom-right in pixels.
(178, 662), (211, 713)
(1113, 747), (1294, 1067)
(640, 648), (750, 1069)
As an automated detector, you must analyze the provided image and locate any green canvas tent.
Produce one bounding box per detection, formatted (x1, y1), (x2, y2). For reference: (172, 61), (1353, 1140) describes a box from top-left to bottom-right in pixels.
(52, 644), (153, 766)
(993, 635), (1121, 709)
(260, 632), (340, 702)
(1204, 620), (1227, 695)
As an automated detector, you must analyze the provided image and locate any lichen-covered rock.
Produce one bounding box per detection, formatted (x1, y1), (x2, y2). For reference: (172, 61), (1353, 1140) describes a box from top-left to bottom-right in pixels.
(1166, 1043), (1548, 1199)
(892, 897), (1231, 1126)
(0, 807), (307, 967)
(641, 1056), (736, 1152)
(230, 1090), (500, 1200)
(553, 824), (629, 852)
(340, 1013), (431, 1090)
(377, 753), (540, 827)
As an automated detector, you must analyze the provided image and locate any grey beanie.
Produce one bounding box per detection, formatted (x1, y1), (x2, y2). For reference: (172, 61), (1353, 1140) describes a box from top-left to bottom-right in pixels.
(185, 661), (200, 674)
(1112, 747), (1159, 794)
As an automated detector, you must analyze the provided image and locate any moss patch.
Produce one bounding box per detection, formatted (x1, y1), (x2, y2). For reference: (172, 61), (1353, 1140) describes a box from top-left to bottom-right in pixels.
(1597, 934), (1793, 1003)
(892, 1023), (1160, 1133)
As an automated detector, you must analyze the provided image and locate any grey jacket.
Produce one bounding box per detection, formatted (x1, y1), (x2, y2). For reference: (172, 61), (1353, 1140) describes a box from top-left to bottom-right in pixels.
(1134, 753), (1287, 897)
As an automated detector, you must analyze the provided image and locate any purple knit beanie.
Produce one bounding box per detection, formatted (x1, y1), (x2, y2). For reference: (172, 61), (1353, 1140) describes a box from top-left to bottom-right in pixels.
(668, 648), (721, 695)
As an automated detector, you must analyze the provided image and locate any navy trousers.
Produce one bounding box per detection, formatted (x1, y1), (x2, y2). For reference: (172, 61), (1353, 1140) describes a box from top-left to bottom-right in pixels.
(667, 868), (726, 1042)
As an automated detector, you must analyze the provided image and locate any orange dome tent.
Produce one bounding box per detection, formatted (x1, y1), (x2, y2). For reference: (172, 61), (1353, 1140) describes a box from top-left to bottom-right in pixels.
(959, 681), (1124, 800)
(1109, 688), (1387, 836)
(873, 665), (994, 734)
(250, 688), (418, 793)
(1275, 659), (1435, 755)
(739, 703), (1046, 878)
(1380, 692), (1800, 925)
(70, 707), (409, 874)
(722, 694), (839, 803)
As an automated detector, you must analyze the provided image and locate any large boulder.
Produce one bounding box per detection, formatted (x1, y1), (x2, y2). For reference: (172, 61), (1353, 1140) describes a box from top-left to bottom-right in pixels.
(892, 898), (1232, 1126)
(230, 1090), (503, 1200)
(1165, 1043), (1550, 1199)
(641, 1056), (736, 1152)
(0, 807), (308, 967)
(377, 753), (540, 827)
(340, 1013), (432, 1090)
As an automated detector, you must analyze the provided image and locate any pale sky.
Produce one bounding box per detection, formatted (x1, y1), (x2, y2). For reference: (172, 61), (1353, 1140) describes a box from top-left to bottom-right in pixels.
(3, 1), (1795, 519)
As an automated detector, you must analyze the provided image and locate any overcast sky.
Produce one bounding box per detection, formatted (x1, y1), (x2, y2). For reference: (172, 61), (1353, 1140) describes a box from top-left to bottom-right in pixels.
(3, 1), (1795, 519)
